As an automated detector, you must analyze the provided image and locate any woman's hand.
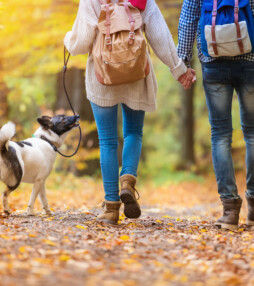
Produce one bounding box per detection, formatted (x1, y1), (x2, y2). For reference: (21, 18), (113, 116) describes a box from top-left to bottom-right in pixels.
(178, 68), (196, 89)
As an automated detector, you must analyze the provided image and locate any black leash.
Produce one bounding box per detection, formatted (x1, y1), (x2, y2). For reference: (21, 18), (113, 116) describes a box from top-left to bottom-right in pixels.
(55, 47), (82, 158)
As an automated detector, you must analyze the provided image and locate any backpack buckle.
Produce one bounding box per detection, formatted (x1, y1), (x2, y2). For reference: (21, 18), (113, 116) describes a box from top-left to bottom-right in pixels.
(105, 37), (112, 45)
(234, 6), (239, 12)
(129, 32), (135, 40)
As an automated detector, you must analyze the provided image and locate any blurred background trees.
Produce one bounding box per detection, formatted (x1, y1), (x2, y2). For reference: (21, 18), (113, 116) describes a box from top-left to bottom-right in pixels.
(0, 0), (245, 183)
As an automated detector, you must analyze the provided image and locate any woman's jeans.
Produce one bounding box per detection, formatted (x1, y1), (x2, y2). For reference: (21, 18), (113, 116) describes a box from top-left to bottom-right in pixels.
(202, 60), (254, 198)
(90, 102), (145, 201)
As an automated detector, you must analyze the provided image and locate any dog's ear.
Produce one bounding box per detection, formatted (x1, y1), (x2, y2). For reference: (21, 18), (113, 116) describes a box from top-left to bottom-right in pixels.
(37, 116), (53, 129)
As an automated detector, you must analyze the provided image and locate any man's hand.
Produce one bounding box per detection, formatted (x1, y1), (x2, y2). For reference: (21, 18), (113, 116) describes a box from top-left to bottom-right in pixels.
(178, 68), (196, 89)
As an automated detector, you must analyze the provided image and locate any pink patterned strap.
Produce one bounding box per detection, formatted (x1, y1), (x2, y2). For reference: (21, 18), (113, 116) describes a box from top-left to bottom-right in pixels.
(123, 0), (136, 45)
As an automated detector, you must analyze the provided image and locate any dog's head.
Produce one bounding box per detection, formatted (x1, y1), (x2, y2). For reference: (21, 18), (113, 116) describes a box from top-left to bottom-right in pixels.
(37, 115), (80, 136)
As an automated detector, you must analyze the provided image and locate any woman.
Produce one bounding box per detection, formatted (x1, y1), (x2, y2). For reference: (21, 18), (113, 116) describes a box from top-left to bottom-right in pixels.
(64, 0), (195, 224)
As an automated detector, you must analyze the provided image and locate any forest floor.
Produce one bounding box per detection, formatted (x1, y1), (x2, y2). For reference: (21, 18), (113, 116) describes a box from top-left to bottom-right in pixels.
(0, 171), (254, 286)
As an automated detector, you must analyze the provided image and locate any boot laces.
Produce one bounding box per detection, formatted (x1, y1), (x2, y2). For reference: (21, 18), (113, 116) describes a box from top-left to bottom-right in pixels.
(134, 188), (140, 200)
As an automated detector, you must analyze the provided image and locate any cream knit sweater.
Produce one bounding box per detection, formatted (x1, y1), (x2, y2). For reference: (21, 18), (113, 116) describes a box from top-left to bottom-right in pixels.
(64, 0), (187, 112)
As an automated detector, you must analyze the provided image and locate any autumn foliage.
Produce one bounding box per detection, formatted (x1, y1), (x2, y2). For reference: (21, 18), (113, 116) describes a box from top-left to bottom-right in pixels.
(0, 0), (253, 285)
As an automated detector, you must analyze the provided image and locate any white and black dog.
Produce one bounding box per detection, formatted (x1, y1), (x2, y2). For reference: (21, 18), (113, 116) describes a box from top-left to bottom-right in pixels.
(0, 114), (80, 216)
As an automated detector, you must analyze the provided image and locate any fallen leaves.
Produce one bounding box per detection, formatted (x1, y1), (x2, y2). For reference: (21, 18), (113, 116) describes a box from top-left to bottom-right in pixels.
(0, 172), (252, 285)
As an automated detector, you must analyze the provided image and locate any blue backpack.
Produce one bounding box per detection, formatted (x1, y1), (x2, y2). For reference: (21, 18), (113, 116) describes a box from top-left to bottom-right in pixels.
(200, 0), (254, 57)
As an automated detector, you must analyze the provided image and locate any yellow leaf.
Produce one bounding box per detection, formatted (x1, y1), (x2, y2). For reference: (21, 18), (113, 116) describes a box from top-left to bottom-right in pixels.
(19, 246), (26, 253)
(162, 215), (172, 219)
(154, 260), (164, 267)
(156, 220), (162, 223)
(172, 262), (185, 267)
(200, 229), (207, 232)
(44, 217), (55, 221)
(233, 254), (241, 259)
(75, 225), (87, 229)
(120, 235), (130, 241)
(59, 255), (70, 261)
(29, 234), (37, 238)
(123, 259), (136, 264)
(238, 228), (244, 232)
(180, 276), (188, 283)
(43, 239), (57, 246)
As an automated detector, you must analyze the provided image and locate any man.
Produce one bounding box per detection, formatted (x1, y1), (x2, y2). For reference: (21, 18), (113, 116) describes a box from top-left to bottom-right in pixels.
(177, 0), (254, 230)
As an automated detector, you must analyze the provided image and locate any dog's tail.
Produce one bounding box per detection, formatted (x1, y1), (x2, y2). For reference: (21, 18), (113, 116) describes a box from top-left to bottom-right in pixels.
(0, 122), (15, 151)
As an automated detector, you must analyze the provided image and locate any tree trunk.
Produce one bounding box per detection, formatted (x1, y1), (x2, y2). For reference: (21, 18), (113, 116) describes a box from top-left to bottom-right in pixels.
(0, 57), (8, 122)
(0, 83), (8, 122)
(55, 68), (100, 176)
(179, 83), (195, 167)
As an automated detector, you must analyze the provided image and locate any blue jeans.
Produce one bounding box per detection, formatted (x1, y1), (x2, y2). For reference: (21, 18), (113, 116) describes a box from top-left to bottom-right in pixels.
(202, 60), (254, 198)
(90, 102), (145, 201)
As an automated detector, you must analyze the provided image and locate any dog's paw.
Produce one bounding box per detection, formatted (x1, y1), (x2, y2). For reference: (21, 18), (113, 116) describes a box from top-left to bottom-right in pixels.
(3, 210), (11, 216)
(43, 209), (52, 216)
(27, 207), (35, 216)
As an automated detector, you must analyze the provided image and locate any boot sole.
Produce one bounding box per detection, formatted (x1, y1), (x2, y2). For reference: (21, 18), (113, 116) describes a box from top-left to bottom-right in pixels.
(215, 222), (238, 231)
(96, 218), (118, 225)
(120, 189), (141, 219)
(246, 219), (254, 226)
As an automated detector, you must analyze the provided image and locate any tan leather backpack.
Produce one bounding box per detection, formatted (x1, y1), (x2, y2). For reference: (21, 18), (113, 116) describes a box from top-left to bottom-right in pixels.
(92, 0), (150, 86)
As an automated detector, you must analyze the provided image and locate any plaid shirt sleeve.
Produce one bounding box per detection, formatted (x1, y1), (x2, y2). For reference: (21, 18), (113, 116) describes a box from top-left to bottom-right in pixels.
(177, 0), (201, 67)
(251, 0), (254, 16)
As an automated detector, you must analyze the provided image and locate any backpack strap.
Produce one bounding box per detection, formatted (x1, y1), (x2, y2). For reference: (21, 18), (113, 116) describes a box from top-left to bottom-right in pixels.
(234, 0), (244, 54)
(211, 0), (218, 55)
(211, 0), (244, 56)
(123, 0), (136, 45)
(99, 0), (111, 3)
(105, 3), (112, 51)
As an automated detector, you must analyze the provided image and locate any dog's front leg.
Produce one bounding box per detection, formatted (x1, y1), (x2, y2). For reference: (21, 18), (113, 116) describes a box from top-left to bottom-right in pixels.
(27, 180), (43, 216)
(2, 188), (11, 215)
(39, 183), (52, 216)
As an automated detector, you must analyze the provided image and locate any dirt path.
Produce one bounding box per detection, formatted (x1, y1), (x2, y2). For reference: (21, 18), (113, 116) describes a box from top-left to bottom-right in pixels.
(0, 173), (253, 286)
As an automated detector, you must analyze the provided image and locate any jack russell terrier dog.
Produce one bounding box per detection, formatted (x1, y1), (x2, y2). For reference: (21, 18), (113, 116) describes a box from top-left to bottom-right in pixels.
(0, 114), (80, 216)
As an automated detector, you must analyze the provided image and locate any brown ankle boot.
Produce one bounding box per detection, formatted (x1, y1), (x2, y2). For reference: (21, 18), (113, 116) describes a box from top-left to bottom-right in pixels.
(97, 201), (121, 225)
(246, 193), (254, 226)
(215, 197), (242, 230)
(120, 174), (141, 219)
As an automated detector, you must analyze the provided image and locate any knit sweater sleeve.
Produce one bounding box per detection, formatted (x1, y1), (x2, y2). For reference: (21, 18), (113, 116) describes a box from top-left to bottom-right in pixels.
(63, 0), (98, 56)
(143, 0), (187, 80)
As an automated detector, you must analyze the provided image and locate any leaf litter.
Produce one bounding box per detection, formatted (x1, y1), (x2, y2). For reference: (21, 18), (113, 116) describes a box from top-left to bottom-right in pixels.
(0, 172), (253, 285)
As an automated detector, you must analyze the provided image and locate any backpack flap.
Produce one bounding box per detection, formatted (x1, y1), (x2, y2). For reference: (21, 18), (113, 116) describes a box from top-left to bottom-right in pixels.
(205, 21), (252, 56)
(98, 3), (142, 34)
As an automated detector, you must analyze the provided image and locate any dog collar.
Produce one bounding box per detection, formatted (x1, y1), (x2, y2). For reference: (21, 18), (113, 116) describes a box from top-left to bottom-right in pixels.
(40, 136), (58, 152)
(33, 134), (58, 152)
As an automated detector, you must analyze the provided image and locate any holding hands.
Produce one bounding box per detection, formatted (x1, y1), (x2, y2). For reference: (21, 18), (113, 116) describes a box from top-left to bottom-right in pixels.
(178, 68), (196, 89)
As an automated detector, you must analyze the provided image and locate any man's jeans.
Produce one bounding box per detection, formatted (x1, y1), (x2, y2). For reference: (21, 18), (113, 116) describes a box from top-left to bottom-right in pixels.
(90, 102), (145, 202)
(202, 60), (254, 198)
